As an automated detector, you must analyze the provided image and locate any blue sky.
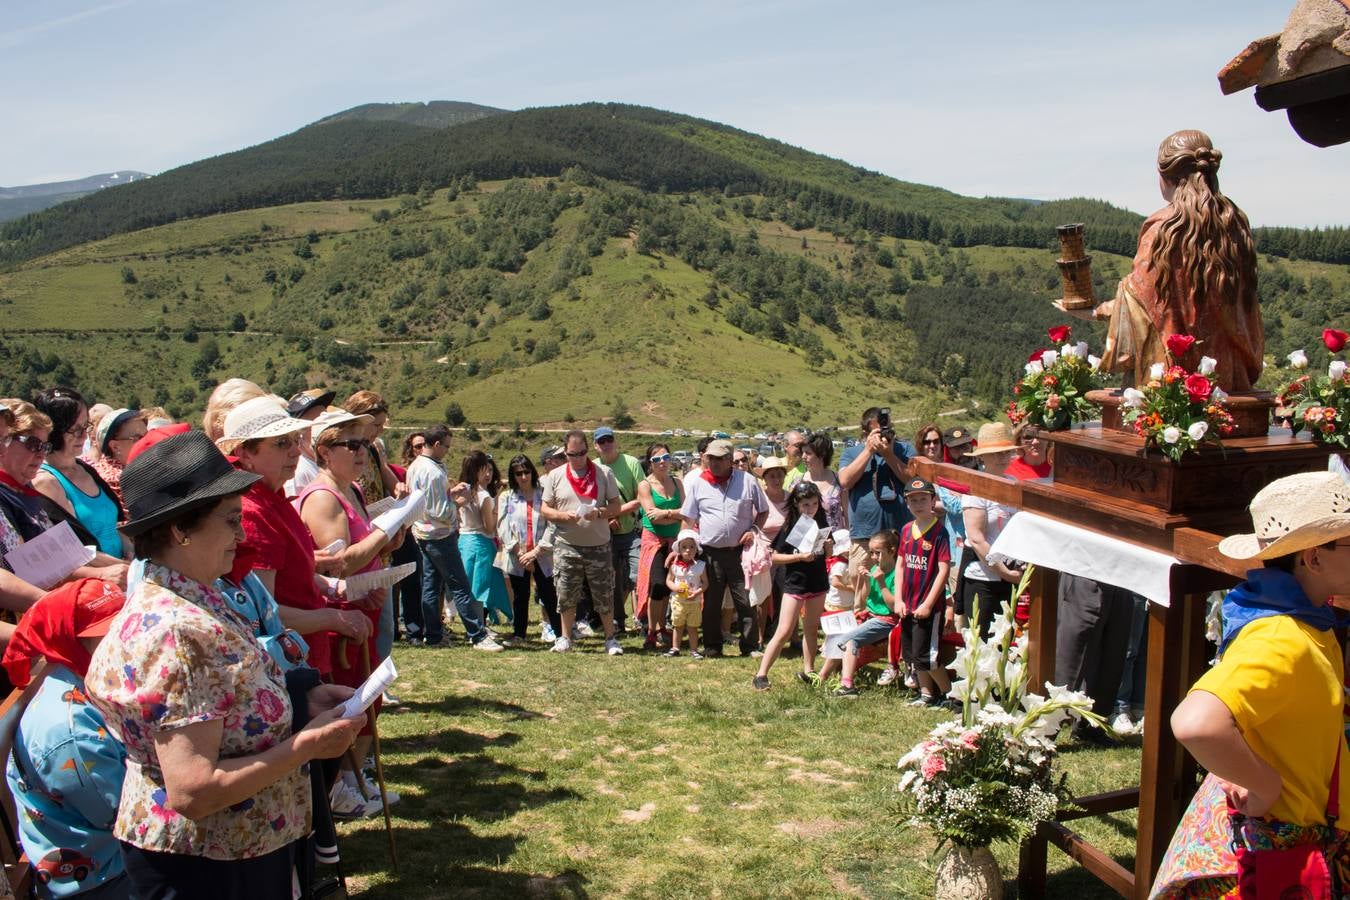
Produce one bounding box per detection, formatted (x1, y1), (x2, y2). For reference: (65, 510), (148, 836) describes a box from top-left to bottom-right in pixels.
(2, 0), (1345, 226)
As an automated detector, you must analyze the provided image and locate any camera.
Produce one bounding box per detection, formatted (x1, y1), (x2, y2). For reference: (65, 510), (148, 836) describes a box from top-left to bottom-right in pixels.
(876, 407), (895, 441)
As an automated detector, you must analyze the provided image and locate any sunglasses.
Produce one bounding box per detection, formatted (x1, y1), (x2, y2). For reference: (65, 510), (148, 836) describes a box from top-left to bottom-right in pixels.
(9, 435), (52, 454)
(330, 438), (371, 453)
(511, 469), (531, 477)
(565, 450), (588, 458)
(411, 443), (425, 450)
(921, 437), (942, 446)
(649, 453), (672, 463)
(732, 458), (748, 466)
(596, 436), (615, 444)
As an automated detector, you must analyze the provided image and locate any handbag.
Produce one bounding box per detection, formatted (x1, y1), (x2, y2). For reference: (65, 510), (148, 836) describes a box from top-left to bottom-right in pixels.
(1230, 739), (1341, 899)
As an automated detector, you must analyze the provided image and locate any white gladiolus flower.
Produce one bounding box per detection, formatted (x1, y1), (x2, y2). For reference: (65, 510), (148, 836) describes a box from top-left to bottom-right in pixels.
(1121, 387), (1146, 408)
(1088, 354), (1101, 371)
(1075, 341), (1090, 359)
(1040, 350), (1058, 367)
(1061, 343), (1077, 358)
(1025, 360), (1043, 376)
(1149, 362), (1165, 379)
(1288, 349), (1309, 369)
(1198, 356), (1217, 376)
(1331, 360), (1347, 380)
(1188, 421), (1208, 441)
(1163, 426), (1182, 444)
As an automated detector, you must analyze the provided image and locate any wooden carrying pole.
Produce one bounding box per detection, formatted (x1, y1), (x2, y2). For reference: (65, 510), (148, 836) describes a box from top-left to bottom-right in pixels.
(337, 636), (399, 872)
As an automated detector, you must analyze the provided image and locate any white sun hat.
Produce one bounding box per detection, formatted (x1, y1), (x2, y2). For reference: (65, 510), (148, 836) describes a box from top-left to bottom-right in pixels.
(309, 408), (374, 445)
(1217, 470), (1350, 561)
(216, 395), (310, 453)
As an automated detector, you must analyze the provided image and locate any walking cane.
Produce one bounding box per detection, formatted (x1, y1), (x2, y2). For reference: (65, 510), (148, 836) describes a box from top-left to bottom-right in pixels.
(359, 648), (399, 872)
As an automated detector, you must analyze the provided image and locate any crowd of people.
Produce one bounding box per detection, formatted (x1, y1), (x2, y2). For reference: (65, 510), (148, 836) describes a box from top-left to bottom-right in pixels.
(1, 370), (1347, 897)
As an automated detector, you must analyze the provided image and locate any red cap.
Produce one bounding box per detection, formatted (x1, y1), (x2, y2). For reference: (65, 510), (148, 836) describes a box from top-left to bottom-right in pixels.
(126, 422), (191, 465)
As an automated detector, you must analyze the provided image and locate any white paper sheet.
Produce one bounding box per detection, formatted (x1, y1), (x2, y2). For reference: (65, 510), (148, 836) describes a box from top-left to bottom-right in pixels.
(785, 516), (820, 554)
(364, 497), (396, 519)
(820, 610), (856, 635)
(989, 511), (1179, 607)
(341, 656), (397, 719)
(344, 562), (417, 598)
(369, 488), (426, 536)
(3, 521), (96, 590)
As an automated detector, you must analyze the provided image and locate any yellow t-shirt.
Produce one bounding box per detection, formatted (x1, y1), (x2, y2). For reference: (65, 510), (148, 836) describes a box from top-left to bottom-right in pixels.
(1191, 615), (1350, 828)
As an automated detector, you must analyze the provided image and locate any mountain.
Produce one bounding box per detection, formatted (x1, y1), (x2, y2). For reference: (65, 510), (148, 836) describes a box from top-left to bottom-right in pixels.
(0, 171), (149, 223)
(4, 103), (1345, 271)
(313, 100), (508, 129)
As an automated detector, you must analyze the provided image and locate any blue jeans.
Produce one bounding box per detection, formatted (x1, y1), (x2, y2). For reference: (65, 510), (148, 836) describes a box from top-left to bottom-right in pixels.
(1114, 594), (1149, 716)
(611, 529), (641, 628)
(417, 535), (487, 644)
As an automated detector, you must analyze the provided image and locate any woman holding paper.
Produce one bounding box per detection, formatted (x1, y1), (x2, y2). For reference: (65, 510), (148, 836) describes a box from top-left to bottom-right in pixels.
(297, 410), (404, 810)
(86, 430), (364, 900)
(498, 454), (560, 646)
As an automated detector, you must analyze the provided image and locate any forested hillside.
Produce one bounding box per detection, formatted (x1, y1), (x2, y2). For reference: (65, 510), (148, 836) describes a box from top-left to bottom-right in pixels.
(6, 103), (1346, 273)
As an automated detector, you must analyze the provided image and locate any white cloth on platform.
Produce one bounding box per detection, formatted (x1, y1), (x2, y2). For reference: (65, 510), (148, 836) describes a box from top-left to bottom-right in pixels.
(989, 511), (1178, 607)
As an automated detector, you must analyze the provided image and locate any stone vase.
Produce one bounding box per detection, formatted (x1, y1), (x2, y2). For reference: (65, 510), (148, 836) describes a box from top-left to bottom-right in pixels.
(934, 844), (1002, 900)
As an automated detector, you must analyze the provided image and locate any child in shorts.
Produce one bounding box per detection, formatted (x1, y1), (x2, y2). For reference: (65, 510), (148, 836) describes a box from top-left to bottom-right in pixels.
(824, 528), (854, 612)
(665, 529), (707, 658)
(890, 478), (953, 706)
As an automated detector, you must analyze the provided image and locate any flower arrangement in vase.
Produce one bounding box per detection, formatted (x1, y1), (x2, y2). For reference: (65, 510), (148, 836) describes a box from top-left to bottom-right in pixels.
(1120, 333), (1236, 462)
(1276, 328), (1350, 449)
(1007, 325), (1109, 431)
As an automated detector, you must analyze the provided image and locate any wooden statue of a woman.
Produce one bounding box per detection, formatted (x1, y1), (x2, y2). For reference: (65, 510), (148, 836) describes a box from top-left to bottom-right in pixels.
(1060, 130), (1264, 392)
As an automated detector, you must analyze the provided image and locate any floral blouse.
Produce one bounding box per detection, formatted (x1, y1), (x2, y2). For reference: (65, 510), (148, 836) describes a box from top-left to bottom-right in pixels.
(85, 564), (308, 860)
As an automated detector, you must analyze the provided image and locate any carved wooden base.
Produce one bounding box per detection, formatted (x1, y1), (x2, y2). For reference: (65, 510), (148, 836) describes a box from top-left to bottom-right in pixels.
(1045, 424), (1331, 516)
(1087, 389), (1276, 440)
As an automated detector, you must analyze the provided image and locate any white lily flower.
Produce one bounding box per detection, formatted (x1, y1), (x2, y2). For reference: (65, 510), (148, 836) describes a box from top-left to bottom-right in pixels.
(1331, 360), (1347, 380)
(1288, 349), (1309, 369)
(1162, 426), (1181, 444)
(1121, 387), (1146, 409)
(1041, 350), (1059, 368)
(1075, 341), (1090, 359)
(1211, 387), (1229, 403)
(1061, 343), (1078, 359)
(1088, 354), (1101, 371)
(1149, 362), (1165, 380)
(1198, 356), (1217, 376)
(1024, 360), (1044, 376)
(1187, 421), (1208, 441)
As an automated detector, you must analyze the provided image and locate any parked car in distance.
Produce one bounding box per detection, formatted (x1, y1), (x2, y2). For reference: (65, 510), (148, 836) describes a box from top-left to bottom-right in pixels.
(660, 429), (674, 436)
(675, 429), (689, 437)
(673, 450), (692, 466)
(690, 429), (707, 437)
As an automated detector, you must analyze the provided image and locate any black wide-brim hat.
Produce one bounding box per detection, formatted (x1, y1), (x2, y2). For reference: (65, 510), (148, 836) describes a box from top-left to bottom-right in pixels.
(119, 430), (261, 537)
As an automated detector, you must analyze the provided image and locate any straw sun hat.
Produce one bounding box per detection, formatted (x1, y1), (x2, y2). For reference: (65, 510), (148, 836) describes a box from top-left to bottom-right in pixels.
(965, 422), (1017, 457)
(215, 396), (310, 453)
(1217, 471), (1350, 561)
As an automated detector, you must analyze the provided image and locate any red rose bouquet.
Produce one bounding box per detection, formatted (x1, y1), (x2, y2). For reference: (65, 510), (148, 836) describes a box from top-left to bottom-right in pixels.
(1120, 333), (1235, 462)
(1276, 327), (1350, 449)
(1007, 325), (1108, 431)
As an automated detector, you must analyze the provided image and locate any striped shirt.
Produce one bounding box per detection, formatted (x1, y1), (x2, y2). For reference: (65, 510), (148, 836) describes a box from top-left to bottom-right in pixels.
(897, 518), (950, 615)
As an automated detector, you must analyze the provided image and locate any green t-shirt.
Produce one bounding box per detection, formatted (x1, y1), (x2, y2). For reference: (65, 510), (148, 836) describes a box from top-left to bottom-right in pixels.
(605, 454), (646, 534)
(865, 567), (897, 617)
(639, 479), (682, 538)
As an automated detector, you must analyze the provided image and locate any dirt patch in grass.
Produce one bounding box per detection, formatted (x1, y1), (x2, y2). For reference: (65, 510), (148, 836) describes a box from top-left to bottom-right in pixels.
(775, 817), (844, 839)
(618, 802), (656, 823)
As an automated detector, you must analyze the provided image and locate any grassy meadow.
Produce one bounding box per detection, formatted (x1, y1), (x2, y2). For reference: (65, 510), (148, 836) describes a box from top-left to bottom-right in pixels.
(337, 630), (1141, 899)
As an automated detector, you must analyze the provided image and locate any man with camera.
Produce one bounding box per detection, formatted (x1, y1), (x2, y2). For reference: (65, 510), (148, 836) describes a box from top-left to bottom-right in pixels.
(838, 407), (917, 587)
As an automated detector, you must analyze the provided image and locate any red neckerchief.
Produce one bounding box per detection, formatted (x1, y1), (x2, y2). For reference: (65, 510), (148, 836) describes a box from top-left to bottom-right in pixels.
(565, 460), (598, 501)
(700, 467), (730, 486)
(0, 469), (40, 497)
(523, 495), (535, 551)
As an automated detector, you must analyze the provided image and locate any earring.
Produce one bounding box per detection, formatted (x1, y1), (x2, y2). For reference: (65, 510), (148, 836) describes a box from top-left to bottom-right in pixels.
(178, 537), (191, 547)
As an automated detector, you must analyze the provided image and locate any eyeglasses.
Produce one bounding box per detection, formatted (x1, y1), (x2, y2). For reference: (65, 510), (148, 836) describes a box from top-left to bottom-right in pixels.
(210, 511), (245, 533)
(66, 421), (92, 438)
(411, 442), (425, 451)
(8, 435), (52, 455)
(596, 436), (615, 445)
(565, 450), (588, 458)
(270, 435), (300, 451)
(732, 458), (748, 467)
(113, 431), (148, 444)
(329, 438), (371, 453)
(921, 437), (942, 446)
(649, 453), (672, 463)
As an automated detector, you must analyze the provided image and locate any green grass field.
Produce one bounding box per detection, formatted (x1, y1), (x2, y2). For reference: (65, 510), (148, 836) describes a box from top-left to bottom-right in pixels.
(335, 632), (1141, 898)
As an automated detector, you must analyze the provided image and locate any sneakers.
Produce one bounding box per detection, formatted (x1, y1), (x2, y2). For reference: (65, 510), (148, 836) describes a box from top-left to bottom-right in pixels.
(329, 780), (381, 820)
(501, 635), (526, 648)
(551, 636), (573, 653)
(903, 671), (918, 690)
(689, 650), (704, 660)
(908, 696), (934, 708)
(664, 648), (681, 657)
(474, 636), (503, 652)
(833, 685), (859, 699)
(605, 638), (624, 656)
(1110, 712), (1135, 736)
(876, 667), (899, 687)
(540, 622), (557, 643)
(797, 671), (820, 687)
(752, 675), (770, 691)
(381, 691), (401, 706)
(360, 771), (400, 806)
(573, 621), (596, 639)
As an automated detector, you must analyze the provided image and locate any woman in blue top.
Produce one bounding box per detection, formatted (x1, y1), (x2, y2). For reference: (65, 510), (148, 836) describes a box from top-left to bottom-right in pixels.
(31, 389), (127, 559)
(1, 578), (130, 899)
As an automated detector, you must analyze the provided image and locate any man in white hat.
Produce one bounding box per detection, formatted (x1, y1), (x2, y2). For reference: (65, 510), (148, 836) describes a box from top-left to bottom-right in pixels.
(1170, 471), (1350, 838)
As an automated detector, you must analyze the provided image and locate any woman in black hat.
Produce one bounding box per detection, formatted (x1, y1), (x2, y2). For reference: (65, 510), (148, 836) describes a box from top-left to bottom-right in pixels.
(84, 431), (365, 900)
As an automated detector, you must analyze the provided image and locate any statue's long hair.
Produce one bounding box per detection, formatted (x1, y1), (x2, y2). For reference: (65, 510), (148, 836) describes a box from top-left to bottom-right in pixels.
(1149, 130), (1258, 324)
